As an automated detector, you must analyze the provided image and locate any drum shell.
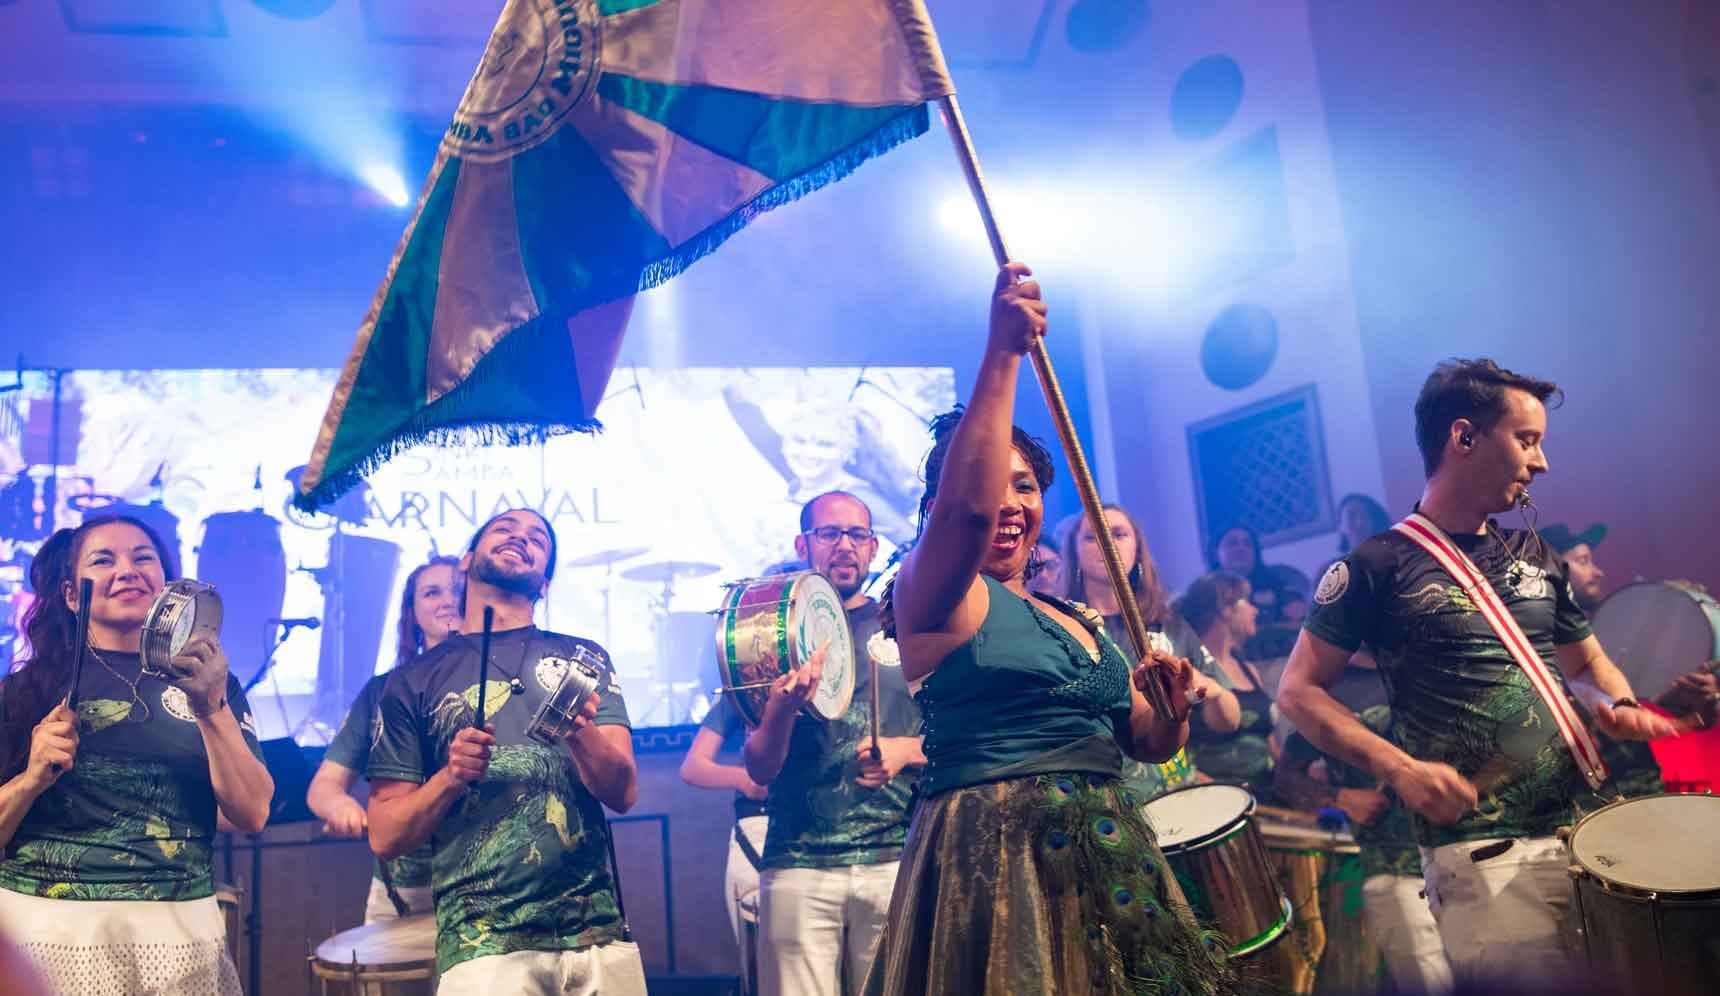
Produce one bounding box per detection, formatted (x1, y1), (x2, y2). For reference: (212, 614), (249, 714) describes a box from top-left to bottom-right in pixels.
(1146, 788), (1289, 957)
(714, 572), (855, 728)
(527, 657), (602, 745)
(310, 915), (437, 995)
(1569, 794), (1720, 996)
(196, 511), (286, 685)
(1591, 581), (1720, 700)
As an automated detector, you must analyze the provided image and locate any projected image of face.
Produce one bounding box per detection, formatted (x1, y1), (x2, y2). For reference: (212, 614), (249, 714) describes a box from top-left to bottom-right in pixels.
(782, 419), (850, 490)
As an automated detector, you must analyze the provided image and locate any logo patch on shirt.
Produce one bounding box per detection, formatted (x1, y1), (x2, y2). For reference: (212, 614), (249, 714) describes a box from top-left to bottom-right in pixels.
(1315, 561), (1350, 605)
(535, 654), (568, 693)
(1509, 560), (1550, 600)
(866, 630), (901, 668)
(160, 686), (197, 723)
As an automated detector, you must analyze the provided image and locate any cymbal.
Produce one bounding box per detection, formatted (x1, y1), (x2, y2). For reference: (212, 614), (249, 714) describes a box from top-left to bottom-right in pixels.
(622, 560), (721, 583)
(563, 546), (649, 569)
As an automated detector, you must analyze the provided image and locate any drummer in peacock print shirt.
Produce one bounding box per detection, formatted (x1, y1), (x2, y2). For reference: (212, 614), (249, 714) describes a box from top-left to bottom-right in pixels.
(1280, 358), (1674, 989)
(366, 509), (645, 995)
(742, 490), (923, 996)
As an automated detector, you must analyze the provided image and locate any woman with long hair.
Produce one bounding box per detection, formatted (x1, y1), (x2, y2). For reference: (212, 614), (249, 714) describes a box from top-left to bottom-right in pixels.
(863, 264), (1229, 995)
(1208, 523), (1291, 626)
(1057, 505), (1241, 799)
(304, 555), (460, 922)
(1335, 493), (1391, 555)
(1178, 570), (1278, 797)
(0, 515), (273, 994)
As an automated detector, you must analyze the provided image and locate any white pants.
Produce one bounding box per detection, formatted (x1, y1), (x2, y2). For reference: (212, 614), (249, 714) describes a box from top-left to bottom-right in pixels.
(726, 816), (768, 991)
(1420, 836), (1577, 988)
(1362, 873), (1453, 995)
(363, 877), (435, 923)
(0, 888), (240, 996)
(756, 861), (898, 996)
(436, 941), (646, 996)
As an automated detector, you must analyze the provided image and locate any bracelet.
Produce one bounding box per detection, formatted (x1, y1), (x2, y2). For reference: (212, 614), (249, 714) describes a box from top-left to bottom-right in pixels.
(1610, 697), (1640, 710)
(192, 695), (228, 720)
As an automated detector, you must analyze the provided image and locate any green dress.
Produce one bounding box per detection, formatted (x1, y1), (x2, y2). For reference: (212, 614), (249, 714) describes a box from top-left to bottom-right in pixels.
(862, 577), (1232, 996)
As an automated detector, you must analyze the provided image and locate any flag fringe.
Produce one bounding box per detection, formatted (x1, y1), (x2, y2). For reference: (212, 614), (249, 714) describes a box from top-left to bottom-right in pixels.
(295, 104), (930, 513)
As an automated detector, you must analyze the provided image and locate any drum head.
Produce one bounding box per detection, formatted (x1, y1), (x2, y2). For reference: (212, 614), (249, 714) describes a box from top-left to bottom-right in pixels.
(1592, 583), (1720, 699)
(1571, 795), (1720, 895)
(1142, 783), (1255, 851)
(789, 573), (855, 721)
(313, 914), (437, 970)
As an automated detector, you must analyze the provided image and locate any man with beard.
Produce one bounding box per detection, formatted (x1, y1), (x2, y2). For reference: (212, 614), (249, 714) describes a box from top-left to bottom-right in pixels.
(743, 491), (923, 996)
(1280, 359), (1674, 989)
(366, 509), (644, 995)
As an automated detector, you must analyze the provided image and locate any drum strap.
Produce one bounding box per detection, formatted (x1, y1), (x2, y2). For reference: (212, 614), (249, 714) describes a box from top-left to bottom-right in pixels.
(376, 858), (411, 917)
(1392, 513), (1608, 791)
(734, 822), (765, 872)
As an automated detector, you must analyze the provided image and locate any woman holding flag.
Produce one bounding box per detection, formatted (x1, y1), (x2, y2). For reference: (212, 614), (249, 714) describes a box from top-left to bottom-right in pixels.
(864, 265), (1231, 995)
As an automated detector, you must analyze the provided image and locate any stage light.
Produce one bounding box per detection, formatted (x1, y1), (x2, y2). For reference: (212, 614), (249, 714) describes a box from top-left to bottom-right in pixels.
(358, 163), (410, 208)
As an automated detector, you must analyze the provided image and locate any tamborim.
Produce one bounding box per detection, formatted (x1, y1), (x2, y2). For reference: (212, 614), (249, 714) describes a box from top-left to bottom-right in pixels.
(1143, 783), (1291, 958)
(527, 647), (606, 745)
(714, 571), (855, 728)
(139, 579), (222, 680)
(1568, 793), (1720, 996)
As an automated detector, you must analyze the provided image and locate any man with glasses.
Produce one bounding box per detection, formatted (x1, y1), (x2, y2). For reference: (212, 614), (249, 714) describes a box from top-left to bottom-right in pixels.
(742, 491), (924, 996)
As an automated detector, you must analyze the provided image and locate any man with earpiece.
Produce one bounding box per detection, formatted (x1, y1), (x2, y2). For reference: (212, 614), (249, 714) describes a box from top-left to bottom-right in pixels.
(1279, 358), (1674, 990)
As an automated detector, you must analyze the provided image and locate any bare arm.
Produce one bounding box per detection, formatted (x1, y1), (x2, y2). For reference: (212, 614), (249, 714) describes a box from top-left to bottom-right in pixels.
(368, 724), (494, 861)
(679, 727), (765, 796)
(0, 704), (77, 849)
(305, 760), (368, 837)
(1279, 629), (1476, 825)
(894, 264), (1047, 676)
(198, 708), (275, 834)
(1192, 676), (1242, 734)
(742, 647), (824, 785)
(568, 724), (637, 813)
(1556, 636), (1676, 741)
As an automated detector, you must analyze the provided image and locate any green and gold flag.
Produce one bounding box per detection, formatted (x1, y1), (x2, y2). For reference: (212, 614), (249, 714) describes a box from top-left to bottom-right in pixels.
(296, 0), (953, 510)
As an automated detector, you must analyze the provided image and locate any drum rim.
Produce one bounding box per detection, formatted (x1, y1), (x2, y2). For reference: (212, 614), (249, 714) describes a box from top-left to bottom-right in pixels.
(140, 579), (221, 678)
(1570, 792), (1720, 897)
(1228, 895), (1293, 958)
(785, 572), (855, 721)
(1143, 782), (1257, 852)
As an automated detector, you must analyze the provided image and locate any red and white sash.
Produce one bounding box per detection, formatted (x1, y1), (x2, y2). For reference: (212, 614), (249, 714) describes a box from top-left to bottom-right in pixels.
(1392, 513), (1608, 791)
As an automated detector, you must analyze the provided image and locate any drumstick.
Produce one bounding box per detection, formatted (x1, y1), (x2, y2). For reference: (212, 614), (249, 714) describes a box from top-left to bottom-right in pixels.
(473, 606), (494, 729)
(869, 645), (882, 763)
(68, 578), (93, 712)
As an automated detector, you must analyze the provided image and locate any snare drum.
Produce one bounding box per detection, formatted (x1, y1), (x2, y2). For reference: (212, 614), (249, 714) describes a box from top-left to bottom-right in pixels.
(310, 914), (437, 995)
(714, 571), (855, 728)
(1142, 783), (1291, 958)
(1568, 793), (1720, 996)
(527, 647), (605, 745)
(139, 579), (223, 680)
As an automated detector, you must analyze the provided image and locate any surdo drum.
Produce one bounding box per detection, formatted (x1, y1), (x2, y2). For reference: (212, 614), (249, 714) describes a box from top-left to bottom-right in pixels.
(138, 579), (223, 680)
(527, 646), (607, 745)
(714, 571), (855, 728)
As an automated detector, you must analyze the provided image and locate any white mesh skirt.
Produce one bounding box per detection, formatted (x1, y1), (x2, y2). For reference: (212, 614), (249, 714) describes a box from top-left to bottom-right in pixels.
(0, 887), (240, 996)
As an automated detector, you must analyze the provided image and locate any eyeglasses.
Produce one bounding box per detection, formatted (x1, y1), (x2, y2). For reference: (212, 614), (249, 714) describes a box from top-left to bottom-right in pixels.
(804, 526), (875, 545)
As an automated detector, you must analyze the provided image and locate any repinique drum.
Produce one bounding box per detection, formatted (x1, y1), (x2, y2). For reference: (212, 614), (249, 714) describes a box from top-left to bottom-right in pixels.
(527, 647), (605, 745)
(1143, 783), (1291, 958)
(1592, 581), (1720, 699)
(139, 579), (223, 680)
(310, 914), (436, 995)
(1568, 793), (1720, 996)
(714, 571), (855, 728)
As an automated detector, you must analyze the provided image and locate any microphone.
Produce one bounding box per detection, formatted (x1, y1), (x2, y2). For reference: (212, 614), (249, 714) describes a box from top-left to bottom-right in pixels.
(268, 616), (322, 632)
(1518, 488), (1533, 509)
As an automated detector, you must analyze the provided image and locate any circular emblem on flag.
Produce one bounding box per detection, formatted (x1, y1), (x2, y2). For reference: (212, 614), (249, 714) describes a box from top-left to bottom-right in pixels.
(160, 686), (197, 724)
(445, 0), (602, 164)
(1315, 561), (1350, 605)
(867, 630), (901, 668)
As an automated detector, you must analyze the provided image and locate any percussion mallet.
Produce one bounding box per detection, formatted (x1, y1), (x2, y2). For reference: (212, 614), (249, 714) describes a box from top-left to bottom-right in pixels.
(68, 578), (93, 712)
(474, 606), (494, 729)
(869, 650), (882, 763)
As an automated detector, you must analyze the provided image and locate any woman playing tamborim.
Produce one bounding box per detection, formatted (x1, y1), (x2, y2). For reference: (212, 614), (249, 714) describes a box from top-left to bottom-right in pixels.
(0, 516), (273, 995)
(861, 263), (1231, 996)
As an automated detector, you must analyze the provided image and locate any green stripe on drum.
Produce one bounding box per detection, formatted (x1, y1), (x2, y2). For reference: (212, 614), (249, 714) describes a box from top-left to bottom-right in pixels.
(721, 583), (749, 721)
(774, 580), (794, 682)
